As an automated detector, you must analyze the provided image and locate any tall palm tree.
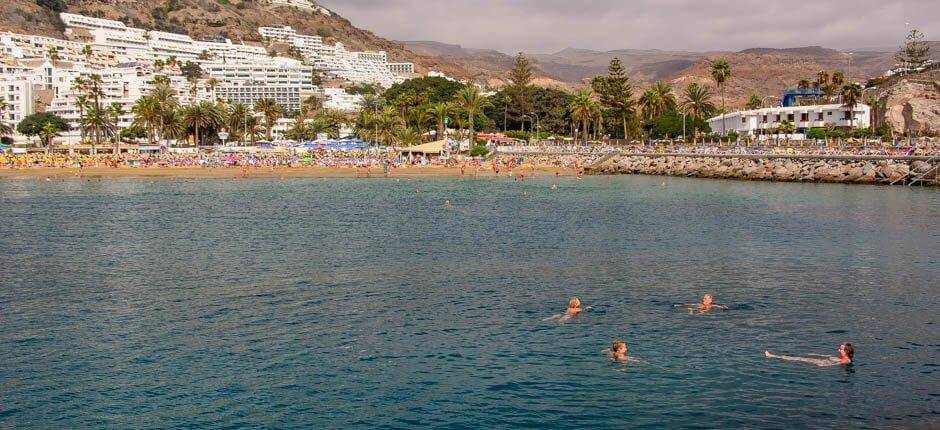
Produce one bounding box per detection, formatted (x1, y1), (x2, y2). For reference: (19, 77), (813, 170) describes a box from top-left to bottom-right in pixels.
(411, 105), (434, 137)
(569, 90), (598, 143)
(83, 105), (110, 153)
(865, 97), (879, 129)
(205, 78), (219, 101)
(841, 83), (862, 129)
(226, 102), (251, 143)
(680, 83), (717, 121)
(454, 86), (492, 145)
(638, 89), (659, 120)
(797, 79), (811, 90)
(47, 46), (60, 65)
(81, 44), (93, 61)
(132, 96), (161, 145)
(107, 102), (124, 151)
(831, 71), (845, 87)
(709, 59), (732, 135)
(429, 102), (453, 140)
(74, 95), (90, 143)
(317, 108), (347, 139)
(181, 101), (224, 146)
(652, 81), (677, 112)
(375, 107), (403, 146)
(253, 98), (283, 141)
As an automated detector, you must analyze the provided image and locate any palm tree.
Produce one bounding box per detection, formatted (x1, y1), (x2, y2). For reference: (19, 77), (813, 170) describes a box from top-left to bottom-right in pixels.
(38, 121), (62, 152)
(302, 94), (324, 114)
(831, 71), (845, 87)
(429, 102), (454, 140)
(396, 127), (423, 147)
(841, 83), (862, 129)
(317, 109), (347, 139)
(205, 78), (219, 101)
(454, 86), (492, 145)
(375, 108), (403, 146)
(107, 102), (124, 151)
(680, 83), (717, 121)
(745, 94), (763, 110)
(778, 119), (795, 143)
(638, 89), (658, 120)
(132, 96), (161, 145)
(866, 97), (879, 129)
(226, 102), (251, 143)
(500, 93), (511, 132)
(709, 59), (732, 135)
(181, 101), (224, 146)
(569, 90), (598, 143)
(81, 44), (93, 61)
(797, 79), (811, 90)
(254, 98), (283, 141)
(411, 105), (434, 137)
(83, 104), (110, 153)
(74, 95), (90, 143)
(652, 81), (677, 112)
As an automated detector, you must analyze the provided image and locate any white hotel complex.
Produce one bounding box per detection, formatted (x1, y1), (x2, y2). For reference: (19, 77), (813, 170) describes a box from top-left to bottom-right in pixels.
(0, 12), (417, 144)
(708, 104), (871, 138)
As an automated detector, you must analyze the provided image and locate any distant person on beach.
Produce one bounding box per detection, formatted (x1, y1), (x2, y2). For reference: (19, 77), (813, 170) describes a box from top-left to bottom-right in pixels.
(765, 344), (854, 366)
(608, 340), (628, 362)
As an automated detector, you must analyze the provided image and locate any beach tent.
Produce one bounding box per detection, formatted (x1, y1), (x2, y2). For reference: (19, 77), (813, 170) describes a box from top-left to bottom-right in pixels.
(399, 140), (445, 155)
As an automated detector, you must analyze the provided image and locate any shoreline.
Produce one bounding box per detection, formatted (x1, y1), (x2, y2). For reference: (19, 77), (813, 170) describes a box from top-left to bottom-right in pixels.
(0, 165), (578, 180)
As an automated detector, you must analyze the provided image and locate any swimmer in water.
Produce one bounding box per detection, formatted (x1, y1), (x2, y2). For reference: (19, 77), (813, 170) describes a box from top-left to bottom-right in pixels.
(551, 184), (558, 190)
(564, 297), (583, 317)
(444, 199), (451, 207)
(675, 294), (727, 314)
(608, 340), (628, 362)
(765, 343), (854, 367)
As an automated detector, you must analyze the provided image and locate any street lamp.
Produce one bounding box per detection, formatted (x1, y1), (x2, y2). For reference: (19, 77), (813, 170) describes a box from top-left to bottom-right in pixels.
(521, 114), (532, 142)
(528, 112), (540, 143)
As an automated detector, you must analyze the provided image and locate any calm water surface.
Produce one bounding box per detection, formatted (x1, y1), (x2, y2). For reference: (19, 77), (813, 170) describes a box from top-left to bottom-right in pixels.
(1, 176), (938, 429)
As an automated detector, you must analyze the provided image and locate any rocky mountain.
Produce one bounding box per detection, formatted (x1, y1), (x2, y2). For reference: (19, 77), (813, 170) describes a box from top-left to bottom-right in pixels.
(866, 69), (940, 135)
(0, 0), (473, 78)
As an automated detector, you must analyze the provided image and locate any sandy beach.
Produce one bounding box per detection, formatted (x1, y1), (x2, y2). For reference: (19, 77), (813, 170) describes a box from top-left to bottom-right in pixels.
(0, 165), (579, 180)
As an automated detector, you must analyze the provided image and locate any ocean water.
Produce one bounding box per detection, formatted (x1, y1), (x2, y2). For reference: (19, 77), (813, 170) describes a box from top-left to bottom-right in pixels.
(0, 175), (937, 429)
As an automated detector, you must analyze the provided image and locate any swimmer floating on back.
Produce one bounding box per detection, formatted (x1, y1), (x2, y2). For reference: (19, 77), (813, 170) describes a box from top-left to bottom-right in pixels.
(765, 343), (854, 367)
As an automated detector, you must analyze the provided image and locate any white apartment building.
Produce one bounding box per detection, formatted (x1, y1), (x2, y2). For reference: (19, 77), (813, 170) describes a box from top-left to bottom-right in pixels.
(317, 87), (363, 111)
(0, 77), (35, 129)
(267, 0), (332, 15)
(204, 58), (315, 111)
(258, 26), (298, 43)
(60, 13), (147, 35)
(87, 27), (153, 61)
(708, 104), (872, 137)
(149, 31), (268, 63)
(387, 62), (415, 74)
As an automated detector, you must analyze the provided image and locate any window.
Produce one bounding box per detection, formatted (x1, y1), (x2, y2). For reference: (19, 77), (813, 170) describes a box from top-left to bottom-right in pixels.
(817, 112), (824, 121)
(801, 113), (808, 122)
(742, 117), (746, 124)
(775, 115), (781, 122)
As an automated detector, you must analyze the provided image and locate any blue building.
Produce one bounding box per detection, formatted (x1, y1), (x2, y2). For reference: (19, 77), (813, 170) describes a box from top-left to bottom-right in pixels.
(781, 88), (824, 107)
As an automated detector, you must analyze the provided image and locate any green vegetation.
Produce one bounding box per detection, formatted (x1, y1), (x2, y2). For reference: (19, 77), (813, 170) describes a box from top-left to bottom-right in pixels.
(16, 112), (70, 150)
(383, 77), (464, 106)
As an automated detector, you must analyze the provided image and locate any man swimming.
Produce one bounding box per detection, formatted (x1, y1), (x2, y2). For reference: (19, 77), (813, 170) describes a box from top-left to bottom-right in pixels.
(608, 340), (628, 362)
(675, 294), (727, 314)
(765, 344), (854, 366)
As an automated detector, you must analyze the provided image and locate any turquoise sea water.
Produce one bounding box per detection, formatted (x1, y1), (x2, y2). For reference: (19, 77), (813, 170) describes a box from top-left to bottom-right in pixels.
(0, 176), (938, 429)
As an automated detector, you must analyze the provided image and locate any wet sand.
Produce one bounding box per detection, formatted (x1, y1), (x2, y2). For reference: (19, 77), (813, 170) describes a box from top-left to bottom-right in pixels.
(0, 165), (577, 180)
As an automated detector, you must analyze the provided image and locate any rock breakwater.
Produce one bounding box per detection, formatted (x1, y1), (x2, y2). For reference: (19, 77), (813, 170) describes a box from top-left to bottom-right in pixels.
(590, 154), (938, 186)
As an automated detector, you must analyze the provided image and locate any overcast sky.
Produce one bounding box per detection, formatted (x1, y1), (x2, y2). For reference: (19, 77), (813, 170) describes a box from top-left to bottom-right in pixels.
(321, 0), (940, 53)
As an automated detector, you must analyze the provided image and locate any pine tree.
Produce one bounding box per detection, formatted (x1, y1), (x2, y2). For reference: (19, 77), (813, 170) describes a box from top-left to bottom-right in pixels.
(507, 52), (533, 127)
(895, 29), (931, 71)
(591, 58), (635, 139)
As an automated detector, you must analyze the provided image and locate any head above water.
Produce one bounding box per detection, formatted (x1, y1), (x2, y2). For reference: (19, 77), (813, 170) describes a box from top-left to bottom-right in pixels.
(702, 294), (713, 306)
(612, 340), (627, 354)
(840, 343), (854, 360)
(568, 297), (581, 309)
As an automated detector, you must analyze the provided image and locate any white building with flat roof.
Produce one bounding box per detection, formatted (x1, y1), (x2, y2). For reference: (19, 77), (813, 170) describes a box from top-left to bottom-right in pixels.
(387, 62), (414, 75)
(708, 103), (871, 137)
(317, 87), (363, 111)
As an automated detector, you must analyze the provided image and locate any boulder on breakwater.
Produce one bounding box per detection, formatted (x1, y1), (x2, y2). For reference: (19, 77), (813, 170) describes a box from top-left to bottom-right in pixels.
(589, 155), (938, 186)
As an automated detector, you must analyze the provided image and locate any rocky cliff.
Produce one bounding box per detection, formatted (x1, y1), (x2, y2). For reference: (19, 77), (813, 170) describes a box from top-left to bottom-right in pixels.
(869, 70), (940, 136)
